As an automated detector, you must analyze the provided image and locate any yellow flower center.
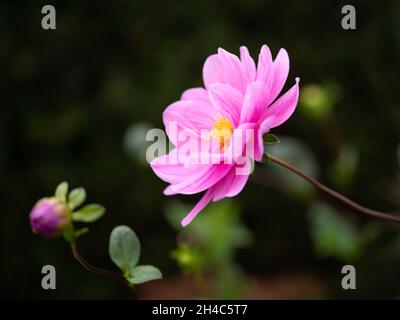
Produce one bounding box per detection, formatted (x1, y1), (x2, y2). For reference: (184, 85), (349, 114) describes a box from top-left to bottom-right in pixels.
(210, 118), (234, 149)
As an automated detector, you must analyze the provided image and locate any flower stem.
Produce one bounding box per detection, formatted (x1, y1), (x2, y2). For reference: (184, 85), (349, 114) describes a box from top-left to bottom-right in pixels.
(193, 266), (208, 299)
(266, 153), (400, 224)
(70, 244), (126, 283)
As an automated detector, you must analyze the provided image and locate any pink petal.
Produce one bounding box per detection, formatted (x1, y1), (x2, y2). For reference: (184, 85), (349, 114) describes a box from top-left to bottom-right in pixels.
(163, 99), (219, 146)
(240, 46), (256, 85)
(164, 163), (231, 195)
(203, 48), (245, 92)
(213, 166), (250, 201)
(208, 84), (244, 126)
(203, 54), (223, 88)
(150, 149), (209, 185)
(256, 45), (274, 88)
(270, 48), (289, 103)
(181, 87), (209, 102)
(181, 187), (216, 227)
(212, 169), (236, 201)
(261, 77), (300, 129)
(225, 168), (249, 197)
(163, 100), (218, 132)
(240, 81), (269, 123)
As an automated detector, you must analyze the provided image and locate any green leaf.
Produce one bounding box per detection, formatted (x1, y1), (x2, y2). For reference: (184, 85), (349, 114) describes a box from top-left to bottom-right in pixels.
(127, 265), (162, 285)
(55, 181), (69, 202)
(75, 227), (89, 238)
(72, 204), (105, 223)
(309, 202), (360, 262)
(165, 199), (253, 271)
(264, 134), (280, 145)
(68, 188), (86, 210)
(109, 225), (140, 275)
(330, 144), (359, 188)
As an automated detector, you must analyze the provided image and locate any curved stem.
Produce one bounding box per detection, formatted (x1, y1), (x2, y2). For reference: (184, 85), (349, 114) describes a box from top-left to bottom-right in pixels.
(70, 244), (126, 283)
(266, 153), (400, 224)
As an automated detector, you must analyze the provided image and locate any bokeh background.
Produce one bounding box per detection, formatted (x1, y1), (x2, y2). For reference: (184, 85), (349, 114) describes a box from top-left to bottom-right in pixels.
(1, 0), (400, 299)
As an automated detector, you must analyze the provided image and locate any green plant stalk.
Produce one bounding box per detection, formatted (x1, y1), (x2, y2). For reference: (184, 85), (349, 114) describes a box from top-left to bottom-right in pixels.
(70, 244), (126, 283)
(266, 153), (400, 224)
(193, 265), (208, 299)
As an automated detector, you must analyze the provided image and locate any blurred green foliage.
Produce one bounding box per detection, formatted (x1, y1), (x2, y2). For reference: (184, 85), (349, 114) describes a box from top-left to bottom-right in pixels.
(123, 122), (154, 164)
(166, 200), (252, 299)
(329, 144), (359, 189)
(299, 82), (342, 121)
(308, 202), (381, 262)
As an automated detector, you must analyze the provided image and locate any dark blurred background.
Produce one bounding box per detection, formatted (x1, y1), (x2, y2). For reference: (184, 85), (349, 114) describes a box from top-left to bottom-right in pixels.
(1, 0), (400, 299)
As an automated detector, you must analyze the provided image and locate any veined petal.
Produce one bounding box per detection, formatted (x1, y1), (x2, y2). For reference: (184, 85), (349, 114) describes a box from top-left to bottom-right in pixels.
(163, 100), (218, 132)
(164, 163), (231, 195)
(181, 187), (216, 227)
(203, 48), (245, 92)
(150, 149), (209, 185)
(213, 165), (250, 201)
(256, 45), (274, 87)
(163, 99), (219, 146)
(203, 54), (223, 88)
(240, 46), (256, 85)
(208, 84), (244, 126)
(261, 77), (300, 129)
(225, 168), (250, 197)
(212, 168), (235, 201)
(181, 87), (209, 102)
(240, 81), (269, 123)
(270, 48), (289, 103)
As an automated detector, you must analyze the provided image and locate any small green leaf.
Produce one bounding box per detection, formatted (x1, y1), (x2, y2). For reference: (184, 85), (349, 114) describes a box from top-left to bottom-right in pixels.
(55, 181), (69, 202)
(68, 188), (86, 210)
(109, 225), (140, 275)
(72, 204), (105, 223)
(127, 265), (162, 285)
(264, 134), (280, 145)
(75, 227), (89, 238)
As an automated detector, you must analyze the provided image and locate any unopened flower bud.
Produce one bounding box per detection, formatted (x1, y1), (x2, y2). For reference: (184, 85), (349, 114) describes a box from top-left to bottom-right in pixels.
(29, 197), (70, 237)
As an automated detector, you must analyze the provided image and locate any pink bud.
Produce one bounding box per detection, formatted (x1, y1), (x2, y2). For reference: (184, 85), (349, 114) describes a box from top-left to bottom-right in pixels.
(29, 197), (70, 237)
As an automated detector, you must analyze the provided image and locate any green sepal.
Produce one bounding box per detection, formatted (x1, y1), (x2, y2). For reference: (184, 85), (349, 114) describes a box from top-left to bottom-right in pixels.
(55, 181), (69, 202)
(75, 228), (89, 238)
(68, 188), (86, 210)
(264, 134), (280, 145)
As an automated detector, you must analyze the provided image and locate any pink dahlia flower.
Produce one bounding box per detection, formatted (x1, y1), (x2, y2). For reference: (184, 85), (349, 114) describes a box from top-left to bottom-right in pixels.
(151, 45), (300, 226)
